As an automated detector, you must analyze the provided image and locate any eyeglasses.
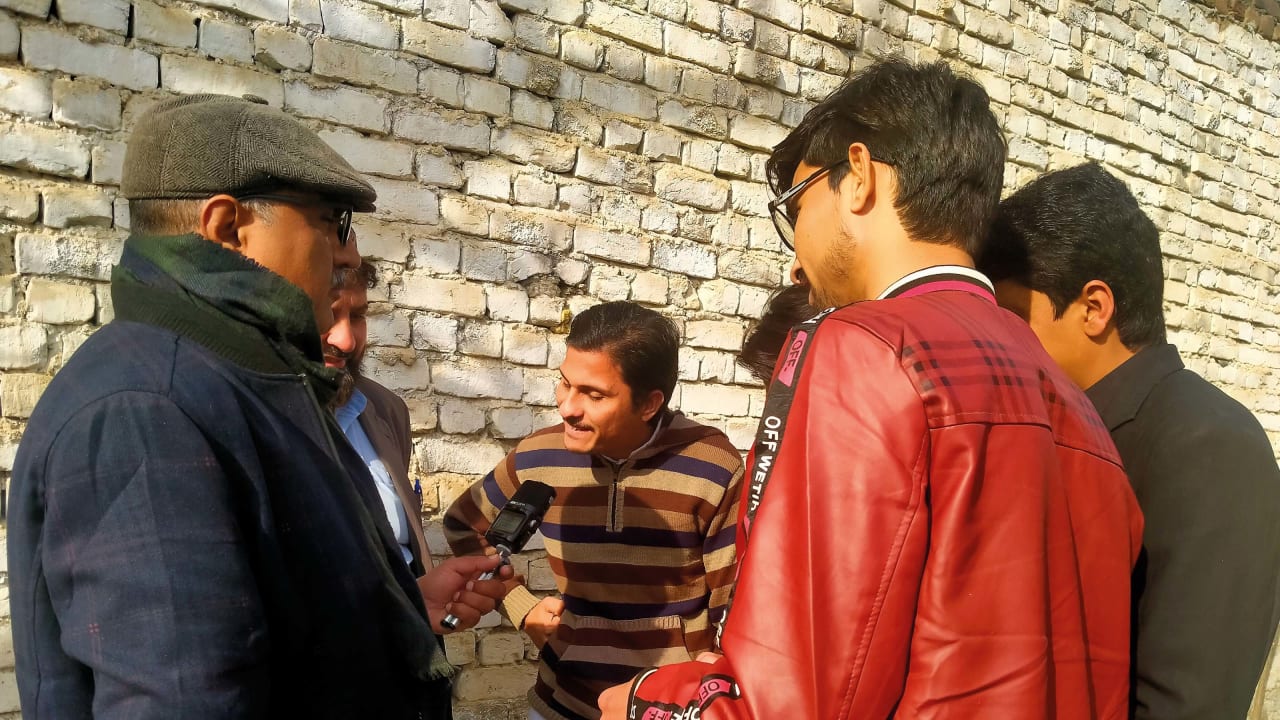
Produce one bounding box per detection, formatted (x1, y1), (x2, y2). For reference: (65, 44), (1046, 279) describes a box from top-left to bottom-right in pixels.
(236, 192), (354, 247)
(767, 156), (893, 251)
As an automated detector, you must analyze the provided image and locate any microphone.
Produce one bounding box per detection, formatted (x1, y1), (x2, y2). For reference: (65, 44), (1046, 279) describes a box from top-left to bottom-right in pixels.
(440, 480), (556, 630)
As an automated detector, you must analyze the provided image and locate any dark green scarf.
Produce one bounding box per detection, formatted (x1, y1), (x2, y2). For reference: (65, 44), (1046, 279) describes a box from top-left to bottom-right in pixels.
(111, 233), (455, 683)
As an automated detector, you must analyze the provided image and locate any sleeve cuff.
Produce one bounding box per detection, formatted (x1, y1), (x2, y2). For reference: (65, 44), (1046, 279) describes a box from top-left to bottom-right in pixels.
(501, 585), (540, 628)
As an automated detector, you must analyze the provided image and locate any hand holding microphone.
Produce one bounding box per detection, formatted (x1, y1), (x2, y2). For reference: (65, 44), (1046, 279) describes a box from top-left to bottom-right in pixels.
(440, 481), (556, 631)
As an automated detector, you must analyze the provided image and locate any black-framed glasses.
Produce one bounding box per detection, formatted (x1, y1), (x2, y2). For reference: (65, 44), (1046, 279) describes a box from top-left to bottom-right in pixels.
(236, 192), (354, 247)
(767, 156), (893, 251)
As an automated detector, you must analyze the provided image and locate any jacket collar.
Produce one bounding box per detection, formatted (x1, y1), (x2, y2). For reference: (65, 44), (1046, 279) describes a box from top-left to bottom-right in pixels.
(877, 265), (996, 303)
(596, 410), (718, 465)
(111, 233), (342, 403)
(1085, 343), (1185, 431)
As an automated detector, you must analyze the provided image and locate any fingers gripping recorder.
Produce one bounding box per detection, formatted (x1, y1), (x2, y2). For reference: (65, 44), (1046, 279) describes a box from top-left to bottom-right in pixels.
(440, 481), (556, 630)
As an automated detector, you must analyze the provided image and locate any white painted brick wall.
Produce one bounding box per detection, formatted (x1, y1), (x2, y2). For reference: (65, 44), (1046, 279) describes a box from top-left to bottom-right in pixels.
(3, 0), (1280, 716)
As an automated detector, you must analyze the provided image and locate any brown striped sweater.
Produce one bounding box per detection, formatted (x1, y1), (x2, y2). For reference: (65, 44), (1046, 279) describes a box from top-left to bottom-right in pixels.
(444, 411), (744, 720)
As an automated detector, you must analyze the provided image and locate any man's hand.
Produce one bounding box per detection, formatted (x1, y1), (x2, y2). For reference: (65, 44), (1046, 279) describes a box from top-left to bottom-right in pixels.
(598, 651), (722, 720)
(418, 555), (516, 633)
(522, 595), (564, 649)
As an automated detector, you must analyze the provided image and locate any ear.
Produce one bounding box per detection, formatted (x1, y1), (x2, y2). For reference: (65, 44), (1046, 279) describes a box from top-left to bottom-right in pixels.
(842, 142), (876, 214)
(1079, 280), (1117, 340)
(637, 389), (665, 423)
(196, 194), (249, 252)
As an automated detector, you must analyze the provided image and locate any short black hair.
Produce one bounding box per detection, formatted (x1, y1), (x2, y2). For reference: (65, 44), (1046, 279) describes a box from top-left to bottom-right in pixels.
(767, 57), (1006, 256)
(566, 301), (678, 412)
(978, 162), (1166, 349)
(738, 286), (818, 384)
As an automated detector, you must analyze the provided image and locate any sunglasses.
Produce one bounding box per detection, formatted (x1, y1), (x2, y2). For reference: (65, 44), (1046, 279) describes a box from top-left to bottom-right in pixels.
(236, 192), (354, 247)
(767, 156), (894, 251)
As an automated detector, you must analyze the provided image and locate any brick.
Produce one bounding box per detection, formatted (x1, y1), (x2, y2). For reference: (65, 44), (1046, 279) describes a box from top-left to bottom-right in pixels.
(0, 180), (38, 222)
(503, 324), (548, 365)
(463, 160), (513, 202)
(21, 26), (158, 91)
(0, 68), (51, 118)
(575, 146), (652, 192)
(803, 3), (861, 45)
(453, 664), (538, 701)
(396, 275), (486, 317)
(318, 128), (413, 178)
(200, 20), (255, 63)
(495, 50), (561, 97)
(642, 128), (682, 162)
(514, 14), (559, 56)
(461, 241), (507, 281)
(575, 226), (651, 267)
(590, 264), (633, 300)
(654, 165), (730, 211)
(395, 107), (490, 152)
(439, 399), (486, 434)
(561, 30), (604, 70)
(718, 249), (779, 285)
(135, 1), (198, 48)
(513, 173), (556, 208)
(463, 76), (511, 116)
(754, 18), (790, 58)
(486, 285), (530, 322)
(491, 405), (535, 438)
(200, 0), (288, 23)
(416, 148), (464, 188)
(366, 177), (439, 225)
(584, 3), (662, 52)
(52, 78), (121, 132)
(352, 219), (410, 264)
(681, 67), (743, 107)
(440, 197), (489, 235)
(555, 258), (590, 286)
(313, 37), (416, 94)
(471, 0), (514, 43)
(55, 0), (129, 32)
(652, 238), (716, 278)
(603, 120), (644, 152)
(422, 0), (467, 28)
(162, 56), (284, 107)
(0, 122), (90, 178)
(254, 26), (313, 71)
(16, 232), (123, 281)
(41, 184), (112, 229)
(412, 313), (458, 352)
(739, 0), (803, 30)
(443, 631), (476, 666)
(404, 19), (495, 72)
(489, 208), (572, 252)
(659, 100), (728, 139)
(0, 323), (47, 369)
(286, 82), (388, 133)
(26, 277), (94, 324)
(581, 76), (657, 120)
(631, 270), (669, 304)
(604, 43), (645, 83)
(734, 49), (801, 94)
(0, 11), (16, 57)
(430, 359), (523, 400)
(0, 0), (49, 16)
(319, 0), (399, 49)
(362, 346), (429, 392)
(1, 372), (50, 418)
(478, 631), (526, 665)
(685, 319), (745, 351)
(459, 320), (503, 357)
(728, 113), (789, 152)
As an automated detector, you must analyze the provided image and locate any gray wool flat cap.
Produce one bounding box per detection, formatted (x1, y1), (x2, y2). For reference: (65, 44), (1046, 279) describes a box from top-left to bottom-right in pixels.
(121, 94), (377, 212)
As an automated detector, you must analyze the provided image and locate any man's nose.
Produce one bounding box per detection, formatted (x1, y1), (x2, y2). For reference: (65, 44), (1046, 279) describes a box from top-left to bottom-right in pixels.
(557, 391), (582, 419)
(325, 318), (354, 353)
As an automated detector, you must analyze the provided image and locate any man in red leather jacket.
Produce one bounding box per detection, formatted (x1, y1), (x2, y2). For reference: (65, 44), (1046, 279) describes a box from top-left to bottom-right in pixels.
(600, 58), (1144, 720)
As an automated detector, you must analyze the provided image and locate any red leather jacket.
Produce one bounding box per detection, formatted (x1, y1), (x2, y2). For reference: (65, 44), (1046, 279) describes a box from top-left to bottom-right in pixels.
(627, 284), (1143, 719)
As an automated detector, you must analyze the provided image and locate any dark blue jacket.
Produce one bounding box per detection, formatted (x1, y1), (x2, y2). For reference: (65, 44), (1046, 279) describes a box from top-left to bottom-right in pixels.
(8, 237), (452, 719)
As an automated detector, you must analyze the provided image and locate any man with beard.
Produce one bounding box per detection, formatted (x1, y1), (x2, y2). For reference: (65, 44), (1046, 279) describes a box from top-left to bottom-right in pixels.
(325, 262), (430, 576)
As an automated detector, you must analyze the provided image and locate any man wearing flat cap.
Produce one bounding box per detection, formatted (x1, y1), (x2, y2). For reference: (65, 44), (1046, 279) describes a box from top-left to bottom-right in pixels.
(7, 94), (507, 719)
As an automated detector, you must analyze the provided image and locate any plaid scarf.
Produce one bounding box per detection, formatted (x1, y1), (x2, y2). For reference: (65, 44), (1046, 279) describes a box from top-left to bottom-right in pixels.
(111, 233), (455, 683)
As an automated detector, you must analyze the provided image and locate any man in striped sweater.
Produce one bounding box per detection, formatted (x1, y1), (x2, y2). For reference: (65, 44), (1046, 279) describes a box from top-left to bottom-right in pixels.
(445, 301), (745, 720)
